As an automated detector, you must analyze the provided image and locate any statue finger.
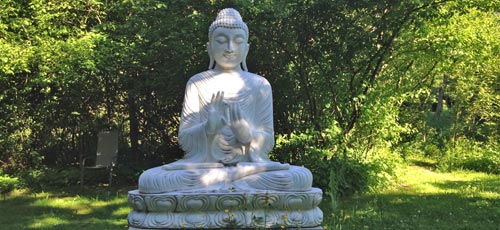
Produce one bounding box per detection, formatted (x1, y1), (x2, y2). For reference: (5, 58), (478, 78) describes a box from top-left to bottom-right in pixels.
(231, 104), (242, 121)
(210, 93), (216, 104)
(217, 91), (224, 103)
(221, 146), (234, 152)
(220, 92), (226, 107)
(216, 91), (225, 109)
(213, 91), (220, 105)
(221, 117), (228, 126)
(235, 104), (242, 120)
(219, 137), (230, 145)
(230, 104), (238, 122)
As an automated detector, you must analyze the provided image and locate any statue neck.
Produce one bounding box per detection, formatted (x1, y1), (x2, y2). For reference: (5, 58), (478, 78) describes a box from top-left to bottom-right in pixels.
(213, 64), (243, 73)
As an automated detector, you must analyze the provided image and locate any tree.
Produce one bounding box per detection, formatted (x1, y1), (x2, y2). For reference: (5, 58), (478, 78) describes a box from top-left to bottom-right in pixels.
(383, 1), (500, 174)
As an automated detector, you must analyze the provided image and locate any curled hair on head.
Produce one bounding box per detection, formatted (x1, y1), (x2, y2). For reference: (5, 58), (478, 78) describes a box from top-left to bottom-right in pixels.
(208, 8), (249, 42)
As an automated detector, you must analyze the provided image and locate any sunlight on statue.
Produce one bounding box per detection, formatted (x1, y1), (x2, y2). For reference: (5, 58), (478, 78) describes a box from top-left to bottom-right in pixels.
(138, 8), (312, 194)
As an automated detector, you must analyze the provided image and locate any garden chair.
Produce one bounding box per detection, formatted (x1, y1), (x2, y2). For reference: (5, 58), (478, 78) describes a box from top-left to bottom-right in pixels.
(80, 130), (118, 188)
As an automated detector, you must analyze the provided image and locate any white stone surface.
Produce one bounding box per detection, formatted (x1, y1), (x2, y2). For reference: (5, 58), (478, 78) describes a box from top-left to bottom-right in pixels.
(128, 188), (323, 229)
(128, 8), (323, 229)
(139, 163), (314, 193)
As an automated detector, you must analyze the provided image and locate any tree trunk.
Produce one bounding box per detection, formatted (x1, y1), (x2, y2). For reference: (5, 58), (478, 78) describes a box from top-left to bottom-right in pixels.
(435, 74), (449, 118)
(128, 91), (140, 160)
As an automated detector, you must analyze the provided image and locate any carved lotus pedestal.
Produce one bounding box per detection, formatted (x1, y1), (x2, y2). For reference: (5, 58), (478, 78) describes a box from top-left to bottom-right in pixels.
(127, 188), (323, 229)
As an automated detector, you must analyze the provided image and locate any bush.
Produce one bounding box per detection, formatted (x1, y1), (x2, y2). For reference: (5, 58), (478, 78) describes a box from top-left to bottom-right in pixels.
(461, 157), (499, 174)
(366, 148), (404, 192)
(328, 157), (370, 199)
(327, 146), (404, 202)
(41, 167), (81, 187)
(272, 132), (333, 189)
(273, 131), (403, 200)
(0, 173), (20, 197)
(438, 138), (500, 174)
(17, 167), (81, 191)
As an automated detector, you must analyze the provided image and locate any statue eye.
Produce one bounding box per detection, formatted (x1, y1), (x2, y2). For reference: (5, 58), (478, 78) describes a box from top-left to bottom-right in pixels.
(234, 37), (245, 44)
(215, 36), (227, 44)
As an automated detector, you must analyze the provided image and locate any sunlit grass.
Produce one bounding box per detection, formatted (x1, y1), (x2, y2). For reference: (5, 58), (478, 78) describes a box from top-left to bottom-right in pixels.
(112, 206), (131, 217)
(322, 163), (500, 230)
(0, 187), (130, 229)
(401, 166), (500, 196)
(29, 216), (70, 229)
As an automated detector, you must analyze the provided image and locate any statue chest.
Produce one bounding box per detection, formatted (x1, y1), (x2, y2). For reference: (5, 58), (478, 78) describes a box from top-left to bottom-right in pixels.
(198, 76), (256, 105)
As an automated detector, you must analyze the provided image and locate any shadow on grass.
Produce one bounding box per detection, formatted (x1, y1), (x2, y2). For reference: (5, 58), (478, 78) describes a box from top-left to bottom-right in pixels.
(0, 186), (132, 230)
(322, 173), (500, 230)
(408, 159), (438, 171)
(431, 177), (500, 196)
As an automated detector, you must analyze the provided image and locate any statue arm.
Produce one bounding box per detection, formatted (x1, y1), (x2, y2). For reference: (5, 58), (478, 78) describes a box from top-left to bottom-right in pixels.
(178, 79), (209, 162)
(248, 79), (275, 162)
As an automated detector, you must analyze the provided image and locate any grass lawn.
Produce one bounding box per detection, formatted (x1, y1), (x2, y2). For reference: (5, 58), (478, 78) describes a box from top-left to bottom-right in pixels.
(322, 162), (500, 229)
(1, 163), (499, 229)
(0, 186), (131, 229)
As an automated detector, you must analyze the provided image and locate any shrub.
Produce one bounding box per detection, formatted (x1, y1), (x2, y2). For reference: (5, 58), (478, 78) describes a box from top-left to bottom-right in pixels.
(365, 147), (404, 192)
(273, 132), (333, 189)
(17, 167), (81, 191)
(328, 157), (370, 199)
(438, 138), (500, 174)
(40, 167), (81, 187)
(461, 157), (499, 174)
(0, 173), (20, 198)
(16, 168), (45, 191)
(273, 130), (403, 201)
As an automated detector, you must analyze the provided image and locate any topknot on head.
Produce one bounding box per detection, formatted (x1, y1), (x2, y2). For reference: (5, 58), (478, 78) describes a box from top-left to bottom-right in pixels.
(208, 8), (249, 41)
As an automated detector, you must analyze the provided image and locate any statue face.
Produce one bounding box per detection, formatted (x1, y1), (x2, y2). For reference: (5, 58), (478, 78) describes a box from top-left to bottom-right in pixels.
(210, 27), (248, 70)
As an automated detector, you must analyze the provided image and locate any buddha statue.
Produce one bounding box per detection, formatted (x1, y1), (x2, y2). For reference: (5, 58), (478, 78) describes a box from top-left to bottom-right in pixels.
(138, 8), (313, 194)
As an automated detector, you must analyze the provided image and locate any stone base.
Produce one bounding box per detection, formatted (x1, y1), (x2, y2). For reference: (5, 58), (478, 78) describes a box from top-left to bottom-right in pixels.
(130, 227), (323, 230)
(130, 227), (322, 230)
(128, 188), (323, 229)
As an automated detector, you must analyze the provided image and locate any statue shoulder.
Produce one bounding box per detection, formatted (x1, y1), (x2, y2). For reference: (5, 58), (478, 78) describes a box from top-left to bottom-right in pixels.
(187, 70), (216, 85)
(246, 72), (272, 89)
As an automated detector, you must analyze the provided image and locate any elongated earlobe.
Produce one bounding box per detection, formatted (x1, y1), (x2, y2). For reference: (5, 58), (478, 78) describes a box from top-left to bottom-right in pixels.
(241, 43), (249, 71)
(242, 61), (248, 72)
(207, 42), (215, 69)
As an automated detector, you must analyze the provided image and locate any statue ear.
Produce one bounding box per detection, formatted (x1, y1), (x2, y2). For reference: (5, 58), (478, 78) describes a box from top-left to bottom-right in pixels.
(241, 43), (249, 71)
(207, 42), (215, 69)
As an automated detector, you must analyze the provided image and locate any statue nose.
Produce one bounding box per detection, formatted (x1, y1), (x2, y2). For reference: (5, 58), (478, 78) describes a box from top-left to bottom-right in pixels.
(226, 42), (235, 52)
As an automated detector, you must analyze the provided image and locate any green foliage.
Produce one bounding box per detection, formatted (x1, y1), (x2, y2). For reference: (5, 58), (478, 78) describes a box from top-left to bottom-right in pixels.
(328, 147), (403, 201)
(439, 138), (500, 174)
(328, 157), (370, 199)
(392, 1), (500, 176)
(13, 166), (84, 192)
(16, 168), (46, 191)
(0, 172), (19, 197)
(0, 0), (499, 199)
(38, 168), (81, 188)
(273, 131), (333, 189)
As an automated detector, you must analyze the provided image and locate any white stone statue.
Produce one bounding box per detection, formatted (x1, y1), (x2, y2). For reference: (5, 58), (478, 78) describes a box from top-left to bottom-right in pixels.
(138, 8), (313, 194)
(129, 9), (322, 229)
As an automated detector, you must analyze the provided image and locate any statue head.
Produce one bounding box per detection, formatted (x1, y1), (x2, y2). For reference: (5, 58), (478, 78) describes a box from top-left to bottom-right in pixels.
(207, 8), (249, 71)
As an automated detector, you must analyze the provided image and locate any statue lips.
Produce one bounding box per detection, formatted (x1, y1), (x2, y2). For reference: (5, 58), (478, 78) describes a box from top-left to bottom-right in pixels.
(222, 53), (237, 60)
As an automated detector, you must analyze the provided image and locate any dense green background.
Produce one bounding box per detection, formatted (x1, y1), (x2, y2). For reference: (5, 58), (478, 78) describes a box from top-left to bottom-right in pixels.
(1, 0), (499, 197)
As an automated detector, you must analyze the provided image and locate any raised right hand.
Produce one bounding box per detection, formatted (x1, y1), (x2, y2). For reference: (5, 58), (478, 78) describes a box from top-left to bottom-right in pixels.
(206, 91), (227, 134)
